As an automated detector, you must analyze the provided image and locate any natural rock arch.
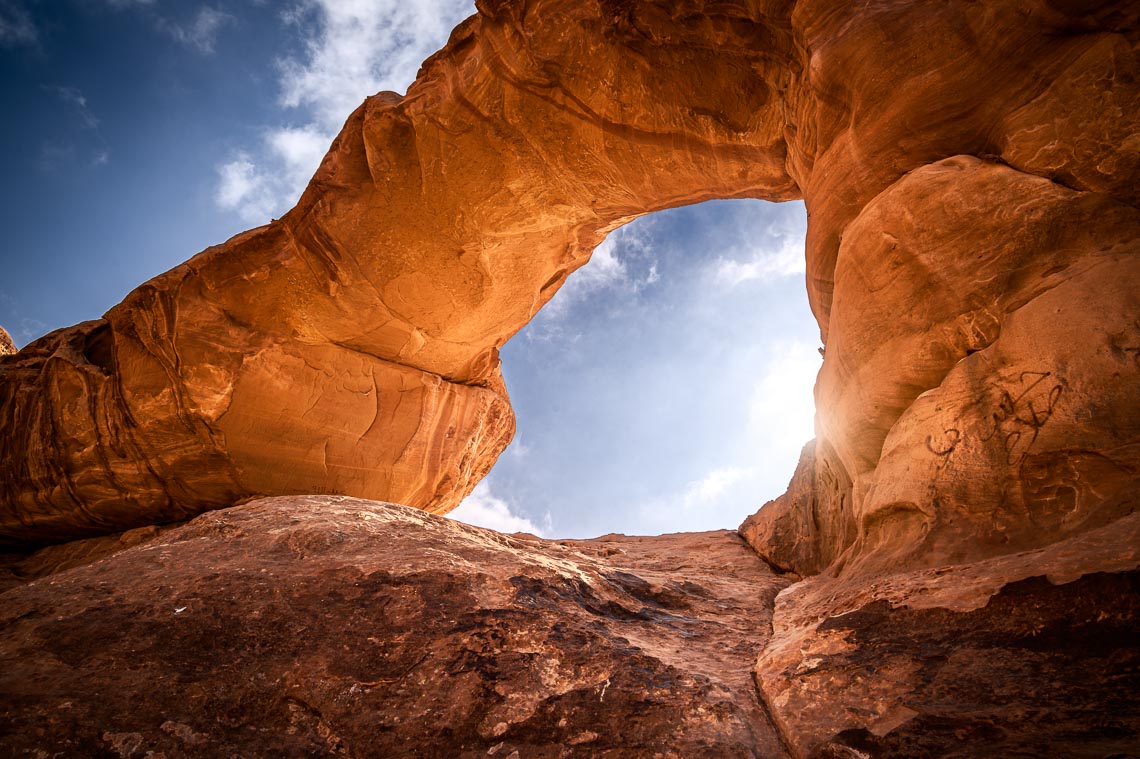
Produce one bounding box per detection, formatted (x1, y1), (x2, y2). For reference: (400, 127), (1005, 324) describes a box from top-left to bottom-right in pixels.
(2, 2), (1139, 756)
(1, 0), (1137, 600)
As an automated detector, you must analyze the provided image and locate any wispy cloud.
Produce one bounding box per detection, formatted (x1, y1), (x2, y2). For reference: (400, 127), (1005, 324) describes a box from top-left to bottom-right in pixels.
(215, 151), (279, 223)
(41, 86), (111, 169)
(680, 466), (757, 510)
(540, 238), (632, 318)
(39, 142), (77, 172)
(0, 0), (36, 47)
(714, 235), (804, 286)
(214, 0), (474, 223)
(527, 223), (661, 341)
(50, 86), (100, 129)
(449, 480), (548, 536)
(158, 7), (233, 54)
(633, 463), (763, 534)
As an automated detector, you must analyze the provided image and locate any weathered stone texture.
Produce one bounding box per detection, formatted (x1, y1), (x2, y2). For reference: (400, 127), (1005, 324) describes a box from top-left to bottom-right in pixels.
(0, 326), (15, 356)
(0, 496), (792, 758)
(2, 3), (1136, 568)
(1, 0), (1137, 755)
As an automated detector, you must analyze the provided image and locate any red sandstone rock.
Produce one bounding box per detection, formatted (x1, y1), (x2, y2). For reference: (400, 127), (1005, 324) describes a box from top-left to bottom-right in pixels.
(0, 0), (802, 545)
(0, 496), (792, 758)
(3, 497), (1137, 757)
(2, 1), (1136, 563)
(0, 1), (1138, 755)
(756, 509), (1140, 757)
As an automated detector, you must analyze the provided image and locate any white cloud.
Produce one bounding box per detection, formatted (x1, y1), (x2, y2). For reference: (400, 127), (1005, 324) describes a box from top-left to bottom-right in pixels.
(214, 0), (474, 224)
(714, 235), (804, 286)
(159, 7), (232, 54)
(0, 1), (36, 47)
(215, 152), (279, 223)
(278, 0), (474, 131)
(267, 125), (330, 188)
(449, 481), (547, 535)
(532, 225), (661, 332)
(504, 437), (531, 460)
(634, 463), (763, 534)
(544, 237), (629, 315)
(680, 466), (757, 509)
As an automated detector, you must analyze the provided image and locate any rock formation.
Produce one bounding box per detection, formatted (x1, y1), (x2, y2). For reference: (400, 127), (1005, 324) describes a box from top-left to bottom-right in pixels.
(0, 327), (15, 357)
(0, 0), (1137, 755)
(2, 0), (1136, 554)
(1, 497), (794, 757)
(2, 497), (1136, 758)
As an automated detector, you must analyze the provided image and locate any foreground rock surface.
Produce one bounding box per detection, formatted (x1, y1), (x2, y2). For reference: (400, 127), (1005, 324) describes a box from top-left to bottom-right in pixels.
(3, 496), (1137, 757)
(0, 497), (792, 758)
(759, 510), (1140, 757)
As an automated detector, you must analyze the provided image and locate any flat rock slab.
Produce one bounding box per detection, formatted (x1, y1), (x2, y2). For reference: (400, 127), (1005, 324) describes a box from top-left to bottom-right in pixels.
(802, 572), (1140, 759)
(0, 496), (792, 758)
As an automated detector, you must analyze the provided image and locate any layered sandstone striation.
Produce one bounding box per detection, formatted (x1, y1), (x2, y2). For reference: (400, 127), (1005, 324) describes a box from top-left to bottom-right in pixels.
(0, 0), (1137, 755)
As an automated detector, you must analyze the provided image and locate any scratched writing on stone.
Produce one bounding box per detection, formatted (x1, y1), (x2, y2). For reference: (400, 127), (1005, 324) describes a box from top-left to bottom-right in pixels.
(925, 427), (961, 456)
(978, 370), (1064, 465)
(926, 370), (1063, 461)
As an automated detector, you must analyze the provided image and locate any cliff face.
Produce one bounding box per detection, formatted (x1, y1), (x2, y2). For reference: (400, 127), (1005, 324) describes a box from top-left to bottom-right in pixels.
(1, 0), (1138, 755)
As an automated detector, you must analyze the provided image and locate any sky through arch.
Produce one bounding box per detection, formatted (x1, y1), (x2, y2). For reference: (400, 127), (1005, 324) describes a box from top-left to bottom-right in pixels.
(450, 199), (819, 538)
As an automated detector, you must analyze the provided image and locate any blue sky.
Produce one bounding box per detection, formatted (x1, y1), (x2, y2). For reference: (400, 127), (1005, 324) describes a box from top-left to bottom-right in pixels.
(0, 0), (819, 538)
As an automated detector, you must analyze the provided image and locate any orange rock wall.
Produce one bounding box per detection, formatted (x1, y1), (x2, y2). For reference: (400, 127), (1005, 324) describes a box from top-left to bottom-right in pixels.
(0, 0), (800, 545)
(1, 0), (1137, 575)
(745, 0), (1140, 580)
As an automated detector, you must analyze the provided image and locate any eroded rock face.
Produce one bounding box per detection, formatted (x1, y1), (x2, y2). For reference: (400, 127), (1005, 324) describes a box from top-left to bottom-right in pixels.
(1, 1), (1137, 755)
(2, 1), (1137, 564)
(0, 327), (15, 356)
(756, 509), (1140, 757)
(4, 498), (1137, 758)
(0, 0), (799, 546)
(0, 496), (792, 758)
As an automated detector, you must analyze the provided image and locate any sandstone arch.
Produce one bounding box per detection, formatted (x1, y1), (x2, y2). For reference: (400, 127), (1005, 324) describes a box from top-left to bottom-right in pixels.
(1, 0), (1137, 606)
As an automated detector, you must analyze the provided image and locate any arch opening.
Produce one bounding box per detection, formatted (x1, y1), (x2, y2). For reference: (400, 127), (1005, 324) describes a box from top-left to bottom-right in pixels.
(450, 198), (819, 538)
